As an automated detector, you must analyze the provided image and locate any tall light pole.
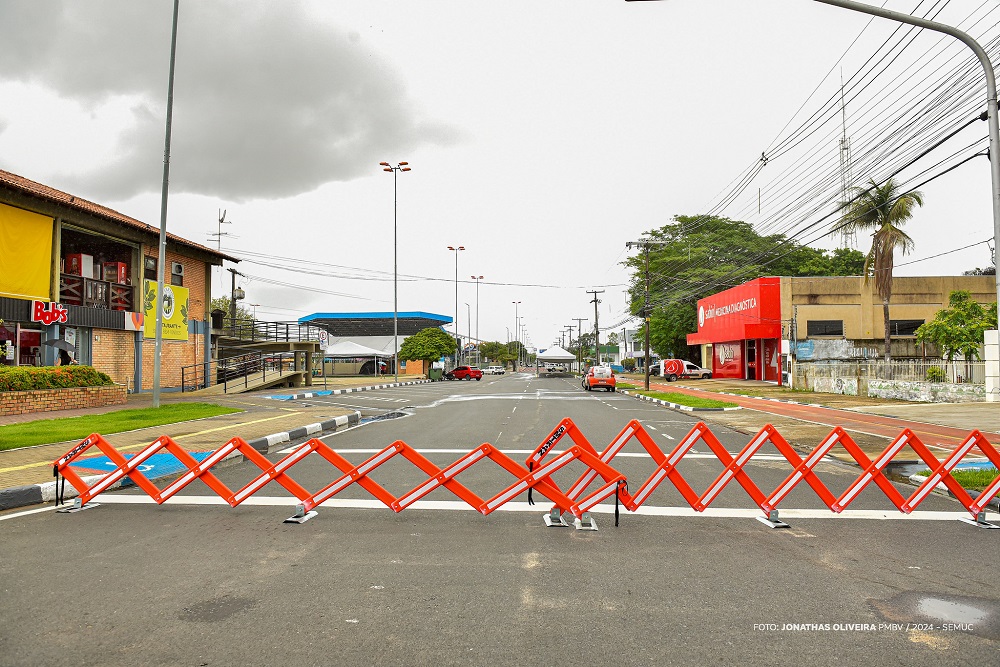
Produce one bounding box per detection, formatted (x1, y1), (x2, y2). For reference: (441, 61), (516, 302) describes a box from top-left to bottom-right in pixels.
(249, 303), (260, 320)
(152, 0), (180, 409)
(471, 275), (483, 347)
(464, 302), (471, 360)
(448, 246), (465, 364)
(628, 0), (1000, 400)
(381, 161), (411, 382)
(512, 301), (521, 370)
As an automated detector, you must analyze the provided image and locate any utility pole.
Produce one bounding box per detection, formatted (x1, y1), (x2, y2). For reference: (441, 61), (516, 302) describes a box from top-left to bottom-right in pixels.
(573, 317), (587, 372)
(627, 240), (666, 390)
(587, 290), (604, 366)
(227, 267), (245, 334)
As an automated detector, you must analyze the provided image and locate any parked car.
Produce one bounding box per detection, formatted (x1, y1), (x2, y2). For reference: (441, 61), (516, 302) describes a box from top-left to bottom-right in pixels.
(445, 365), (483, 381)
(582, 365), (616, 392)
(659, 359), (712, 381)
(485, 366), (505, 375)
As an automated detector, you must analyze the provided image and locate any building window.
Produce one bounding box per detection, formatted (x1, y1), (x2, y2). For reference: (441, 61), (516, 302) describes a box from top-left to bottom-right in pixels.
(806, 320), (844, 336)
(889, 319), (924, 336)
(144, 256), (157, 280)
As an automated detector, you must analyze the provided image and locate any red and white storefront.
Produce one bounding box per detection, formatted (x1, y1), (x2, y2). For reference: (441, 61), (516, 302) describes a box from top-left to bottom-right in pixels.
(686, 277), (783, 384)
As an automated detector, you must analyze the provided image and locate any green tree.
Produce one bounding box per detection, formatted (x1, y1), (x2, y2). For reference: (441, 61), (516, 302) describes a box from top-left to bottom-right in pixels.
(916, 290), (998, 379)
(398, 327), (457, 364)
(839, 178), (924, 362)
(479, 341), (506, 363)
(210, 296), (252, 324)
(624, 215), (866, 359)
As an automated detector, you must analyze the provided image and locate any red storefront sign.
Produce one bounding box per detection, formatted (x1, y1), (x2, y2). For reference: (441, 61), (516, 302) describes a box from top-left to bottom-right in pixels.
(687, 278), (781, 345)
(31, 301), (69, 325)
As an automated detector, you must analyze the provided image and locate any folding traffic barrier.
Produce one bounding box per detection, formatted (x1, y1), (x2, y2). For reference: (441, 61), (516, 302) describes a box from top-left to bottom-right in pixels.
(52, 419), (1000, 530)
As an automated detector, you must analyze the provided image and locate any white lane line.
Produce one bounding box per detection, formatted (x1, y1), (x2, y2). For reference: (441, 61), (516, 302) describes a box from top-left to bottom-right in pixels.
(83, 495), (1000, 522)
(512, 406), (517, 413)
(270, 448), (815, 461)
(0, 505), (61, 522)
(647, 425), (657, 431)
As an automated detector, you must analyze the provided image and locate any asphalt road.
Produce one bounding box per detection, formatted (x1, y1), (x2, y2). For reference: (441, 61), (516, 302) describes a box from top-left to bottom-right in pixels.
(2, 372), (998, 666)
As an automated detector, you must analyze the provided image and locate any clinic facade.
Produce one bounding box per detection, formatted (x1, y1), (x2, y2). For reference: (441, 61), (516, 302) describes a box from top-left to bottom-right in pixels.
(687, 275), (997, 383)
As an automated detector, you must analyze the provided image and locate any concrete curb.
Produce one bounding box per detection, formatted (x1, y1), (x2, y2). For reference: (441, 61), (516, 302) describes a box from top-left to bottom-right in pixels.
(0, 412), (361, 512)
(619, 390), (742, 412)
(266, 379), (430, 401)
(906, 472), (1000, 513)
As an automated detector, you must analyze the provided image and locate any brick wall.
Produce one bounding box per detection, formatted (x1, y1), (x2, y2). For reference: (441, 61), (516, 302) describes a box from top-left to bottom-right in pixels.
(91, 329), (135, 387)
(139, 249), (208, 390)
(140, 330), (206, 390)
(0, 385), (127, 416)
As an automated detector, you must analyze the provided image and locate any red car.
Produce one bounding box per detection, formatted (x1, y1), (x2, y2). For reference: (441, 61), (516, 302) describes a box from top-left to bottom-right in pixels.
(445, 365), (483, 381)
(582, 366), (616, 391)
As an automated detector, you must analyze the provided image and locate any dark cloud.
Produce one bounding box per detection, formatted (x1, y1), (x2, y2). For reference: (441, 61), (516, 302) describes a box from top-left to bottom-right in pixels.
(0, 0), (460, 201)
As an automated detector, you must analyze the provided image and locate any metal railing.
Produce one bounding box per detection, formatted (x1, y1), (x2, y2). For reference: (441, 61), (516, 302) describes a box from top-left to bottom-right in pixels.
(59, 273), (135, 311)
(181, 351), (300, 393)
(216, 317), (325, 344)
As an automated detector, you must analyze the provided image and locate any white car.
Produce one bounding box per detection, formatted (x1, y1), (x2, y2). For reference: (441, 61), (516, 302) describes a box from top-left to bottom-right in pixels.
(485, 366), (506, 375)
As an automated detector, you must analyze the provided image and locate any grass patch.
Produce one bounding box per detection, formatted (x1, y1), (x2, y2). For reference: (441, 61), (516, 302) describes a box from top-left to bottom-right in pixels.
(631, 390), (737, 409)
(0, 403), (242, 451)
(916, 467), (998, 493)
(616, 382), (638, 390)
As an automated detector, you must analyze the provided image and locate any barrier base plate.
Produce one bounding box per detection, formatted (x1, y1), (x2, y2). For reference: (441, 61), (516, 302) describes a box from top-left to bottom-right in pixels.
(56, 501), (100, 514)
(755, 513), (790, 529)
(543, 511), (569, 528)
(958, 513), (999, 529)
(574, 513), (598, 531)
(284, 508), (318, 524)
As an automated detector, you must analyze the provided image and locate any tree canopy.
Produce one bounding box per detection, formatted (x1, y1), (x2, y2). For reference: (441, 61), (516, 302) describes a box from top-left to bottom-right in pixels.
(398, 327), (456, 363)
(624, 215), (866, 358)
(915, 290), (998, 362)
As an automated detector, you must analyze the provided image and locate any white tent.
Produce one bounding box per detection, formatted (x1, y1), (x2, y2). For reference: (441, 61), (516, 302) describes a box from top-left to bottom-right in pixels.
(325, 340), (389, 357)
(536, 346), (575, 362)
(536, 346), (576, 376)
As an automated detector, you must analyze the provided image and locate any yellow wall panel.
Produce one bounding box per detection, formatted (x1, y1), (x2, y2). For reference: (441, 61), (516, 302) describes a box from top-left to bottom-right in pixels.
(0, 203), (53, 300)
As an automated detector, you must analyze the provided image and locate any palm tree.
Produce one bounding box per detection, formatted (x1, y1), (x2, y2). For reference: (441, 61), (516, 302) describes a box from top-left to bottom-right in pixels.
(838, 178), (923, 363)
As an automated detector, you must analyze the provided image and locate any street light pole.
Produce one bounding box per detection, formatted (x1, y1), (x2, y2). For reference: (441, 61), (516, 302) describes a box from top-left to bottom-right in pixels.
(152, 0), (180, 409)
(512, 300), (520, 370)
(465, 302), (471, 360)
(471, 275), (483, 348)
(380, 161), (411, 383)
(448, 246), (465, 364)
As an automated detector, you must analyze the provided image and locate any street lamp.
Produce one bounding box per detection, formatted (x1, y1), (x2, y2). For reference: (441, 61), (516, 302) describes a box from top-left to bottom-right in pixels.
(448, 246), (465, 364)
(464, 302), (471, 361)
(249, 303), (260, 320)
(512, 301), (521, 370)
(380, 161), (411, 382)
(152, 0), (180, 409)
(471, 275), (483, 348)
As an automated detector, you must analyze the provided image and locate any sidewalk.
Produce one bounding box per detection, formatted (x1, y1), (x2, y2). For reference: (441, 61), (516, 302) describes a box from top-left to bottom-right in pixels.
(619, 375), (1000, 462)
(0, 376), (429, 511)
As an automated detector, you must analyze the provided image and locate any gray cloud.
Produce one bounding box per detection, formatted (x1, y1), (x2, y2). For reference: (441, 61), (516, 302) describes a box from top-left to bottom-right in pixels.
(0, 1), (460, 201)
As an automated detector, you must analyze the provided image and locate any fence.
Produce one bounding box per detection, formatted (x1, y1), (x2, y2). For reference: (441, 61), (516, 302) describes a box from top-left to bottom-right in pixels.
(796, 360), (986, 385)
(52, 417), (1000, 529)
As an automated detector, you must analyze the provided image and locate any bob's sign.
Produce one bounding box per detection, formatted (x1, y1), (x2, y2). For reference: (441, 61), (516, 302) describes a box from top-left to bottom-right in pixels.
(31, 301), (69, 325)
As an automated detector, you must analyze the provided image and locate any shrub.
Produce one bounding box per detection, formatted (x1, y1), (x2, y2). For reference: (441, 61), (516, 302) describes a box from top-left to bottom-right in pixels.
(925, 366), (946, 383)
(0, 365), (115, 391)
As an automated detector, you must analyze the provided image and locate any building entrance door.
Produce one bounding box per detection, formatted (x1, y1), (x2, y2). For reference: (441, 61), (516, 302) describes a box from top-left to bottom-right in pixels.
(745, 339), (757, 380)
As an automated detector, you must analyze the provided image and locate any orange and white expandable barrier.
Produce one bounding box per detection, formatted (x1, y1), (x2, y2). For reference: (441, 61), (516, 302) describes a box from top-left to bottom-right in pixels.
(53, 419), (1000, 529)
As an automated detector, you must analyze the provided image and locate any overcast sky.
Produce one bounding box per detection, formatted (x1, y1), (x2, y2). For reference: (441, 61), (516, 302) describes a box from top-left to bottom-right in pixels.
(1, 0), (996, 350)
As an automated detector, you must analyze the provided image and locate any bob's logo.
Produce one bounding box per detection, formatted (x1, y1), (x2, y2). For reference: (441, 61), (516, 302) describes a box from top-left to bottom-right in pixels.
(31, 301), (69, 325)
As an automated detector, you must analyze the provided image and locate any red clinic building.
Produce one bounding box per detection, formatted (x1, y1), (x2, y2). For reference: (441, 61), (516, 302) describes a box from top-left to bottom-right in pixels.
(686, 277), (783, 383)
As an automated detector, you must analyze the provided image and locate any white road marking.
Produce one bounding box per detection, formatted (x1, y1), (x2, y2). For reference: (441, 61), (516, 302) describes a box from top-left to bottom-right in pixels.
(79, 495), (1000, 522)
(269, 447), (831, 461)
